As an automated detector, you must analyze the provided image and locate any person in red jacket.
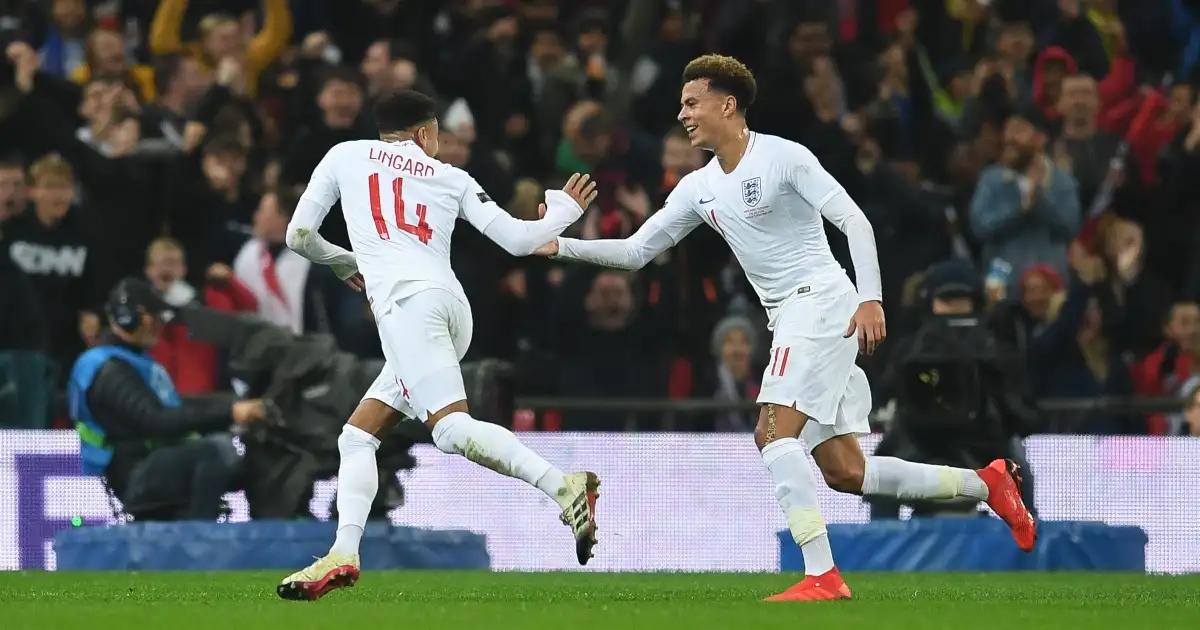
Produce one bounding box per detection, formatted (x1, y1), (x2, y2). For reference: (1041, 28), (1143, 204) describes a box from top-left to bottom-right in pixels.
(1131, 300), (1200, 434)
(143, 237), (257, 394)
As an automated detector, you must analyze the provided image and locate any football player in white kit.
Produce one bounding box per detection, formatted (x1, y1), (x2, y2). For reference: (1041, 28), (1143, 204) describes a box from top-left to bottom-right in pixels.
(276, 91), (602, 600)
(538, 56), (1037, 601)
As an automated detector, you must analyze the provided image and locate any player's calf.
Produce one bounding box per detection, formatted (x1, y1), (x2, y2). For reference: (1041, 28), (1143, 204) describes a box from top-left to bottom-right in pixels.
(810, 435), (868, 494)
(426, 402), (602, 564)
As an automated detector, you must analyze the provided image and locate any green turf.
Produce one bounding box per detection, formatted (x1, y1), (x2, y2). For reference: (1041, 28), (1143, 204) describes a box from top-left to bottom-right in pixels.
(2, 571), (1198, 629)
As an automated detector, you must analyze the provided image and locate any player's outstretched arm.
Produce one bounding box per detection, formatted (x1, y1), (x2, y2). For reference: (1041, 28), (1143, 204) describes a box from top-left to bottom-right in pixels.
(544, 197), (702, 270)
(465, 173), (598, 256)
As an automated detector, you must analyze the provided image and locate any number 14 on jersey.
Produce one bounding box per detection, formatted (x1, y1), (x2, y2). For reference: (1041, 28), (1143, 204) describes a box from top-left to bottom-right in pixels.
(368, 173), (434, 244)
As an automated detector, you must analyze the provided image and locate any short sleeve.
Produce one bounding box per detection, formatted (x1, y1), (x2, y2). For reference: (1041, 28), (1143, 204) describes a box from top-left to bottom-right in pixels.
(456, 170), (506, 232)
(299, 145), (342, 209)
(781, 141), (845, 211)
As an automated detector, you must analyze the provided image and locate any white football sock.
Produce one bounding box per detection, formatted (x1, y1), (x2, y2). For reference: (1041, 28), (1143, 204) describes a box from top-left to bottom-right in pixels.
(861, 456), (989, 501)
(329, 424), (380, 556)
(431, 411), (570, 507)
(762, 438), (836, 576)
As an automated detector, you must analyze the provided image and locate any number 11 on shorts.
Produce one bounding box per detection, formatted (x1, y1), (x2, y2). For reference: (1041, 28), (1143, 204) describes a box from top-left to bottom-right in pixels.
(368, 173), (434, 244)
(769, 346), (791, 377)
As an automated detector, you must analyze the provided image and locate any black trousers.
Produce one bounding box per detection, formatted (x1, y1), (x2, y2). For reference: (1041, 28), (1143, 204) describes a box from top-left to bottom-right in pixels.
(121, 434), (241, 520)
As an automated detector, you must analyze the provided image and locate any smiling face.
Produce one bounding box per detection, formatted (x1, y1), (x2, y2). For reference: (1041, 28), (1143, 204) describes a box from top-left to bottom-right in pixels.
(678, 79), (735, 150)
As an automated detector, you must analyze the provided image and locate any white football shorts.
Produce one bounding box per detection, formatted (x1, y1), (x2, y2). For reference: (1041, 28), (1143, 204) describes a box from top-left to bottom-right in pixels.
(757, 288), (872, 452)
(362, 288), (473, 420)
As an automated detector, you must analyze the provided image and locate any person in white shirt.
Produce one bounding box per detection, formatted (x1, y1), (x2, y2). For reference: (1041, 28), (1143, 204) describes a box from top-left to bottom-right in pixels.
(539, 55), (1037, 601)
(276, 90), (602, 601)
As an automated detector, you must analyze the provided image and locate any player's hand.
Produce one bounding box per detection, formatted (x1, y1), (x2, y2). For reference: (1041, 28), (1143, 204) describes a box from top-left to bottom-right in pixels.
(562, 173), (598, 210)
(332, 263), (365, 292)
(232, 399), (266, 424)
(534, 239), (560, 257)
(343, 273), (365, 292)
(845, 300), (886, 355)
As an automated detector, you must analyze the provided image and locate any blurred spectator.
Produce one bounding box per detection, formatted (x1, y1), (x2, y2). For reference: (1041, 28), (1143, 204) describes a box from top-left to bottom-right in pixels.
(71, 29), (155, 102)
(2, 154), (108, 376)
(1029, 250), (1136, 433)
(1132, 300), (1199, 434)
(0, 249), (49, 353)
(37, 0), (90, 79)
(970, 110), (1081, 279)
(280, 66), (372, 186)
(1052, 74), (1127, 213)
(556, 269), (651, 429)
(233, 187), (351, 336)
(992, 264), (1065, 358)
(141, 54), (210, 148)
(0, 159), (28, 222)
(1180, 378), (1200, 436)
(169, 133), (256, 280)
(148, 0), (292, 98)
(701, 315), (759, 433)
(144, 237), (255, 394)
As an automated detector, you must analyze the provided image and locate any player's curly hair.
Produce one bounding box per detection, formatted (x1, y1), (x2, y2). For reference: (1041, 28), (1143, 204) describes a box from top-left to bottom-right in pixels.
(682, 55), (757, 113)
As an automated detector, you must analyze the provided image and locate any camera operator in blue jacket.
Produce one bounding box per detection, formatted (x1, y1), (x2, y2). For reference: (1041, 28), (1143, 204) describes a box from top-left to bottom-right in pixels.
(68, 278), (265, 520)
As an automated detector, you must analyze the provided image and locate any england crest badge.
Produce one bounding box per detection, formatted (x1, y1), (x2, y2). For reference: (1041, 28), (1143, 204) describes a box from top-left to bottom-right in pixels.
(741, 177), (762, 207)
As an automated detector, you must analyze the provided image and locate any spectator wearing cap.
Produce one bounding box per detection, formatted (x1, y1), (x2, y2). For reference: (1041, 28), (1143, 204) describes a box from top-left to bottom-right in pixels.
(66, 278), (266, 520)
(970, 110), (1081, 280)
(925, 259), (983, 315)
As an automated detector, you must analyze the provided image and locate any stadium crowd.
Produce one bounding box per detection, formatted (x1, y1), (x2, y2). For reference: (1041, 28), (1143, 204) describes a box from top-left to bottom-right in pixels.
(1, 0), (1199, 435)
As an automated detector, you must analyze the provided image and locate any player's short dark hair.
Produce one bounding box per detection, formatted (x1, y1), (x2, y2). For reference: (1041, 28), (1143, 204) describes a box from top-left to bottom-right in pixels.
(373, 90), (437, 134)
(682, 54), (757, 112)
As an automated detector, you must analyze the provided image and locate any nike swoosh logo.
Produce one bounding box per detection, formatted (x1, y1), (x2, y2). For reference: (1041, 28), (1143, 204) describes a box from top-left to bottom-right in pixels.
(699, 197), (715, 204)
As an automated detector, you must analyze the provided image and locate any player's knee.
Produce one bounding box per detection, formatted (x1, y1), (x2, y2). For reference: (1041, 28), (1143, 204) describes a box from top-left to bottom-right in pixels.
(821, 460), (866, 495)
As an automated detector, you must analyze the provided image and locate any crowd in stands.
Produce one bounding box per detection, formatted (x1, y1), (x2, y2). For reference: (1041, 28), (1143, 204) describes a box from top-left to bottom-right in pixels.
(1, 0), (1199, 435)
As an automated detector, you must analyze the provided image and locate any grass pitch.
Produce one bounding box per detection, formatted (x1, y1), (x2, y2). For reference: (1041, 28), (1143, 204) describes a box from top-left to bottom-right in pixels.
(2, 571), (1198, 629)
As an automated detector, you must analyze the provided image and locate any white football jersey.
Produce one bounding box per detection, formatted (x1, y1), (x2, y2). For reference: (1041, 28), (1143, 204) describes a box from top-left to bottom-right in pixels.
(652, 132), (869, 315)
(299, 139), (506, 315)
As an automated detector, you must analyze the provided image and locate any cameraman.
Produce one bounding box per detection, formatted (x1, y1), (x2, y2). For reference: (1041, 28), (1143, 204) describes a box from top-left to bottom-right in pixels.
(871, 260), (1041, 519)
(67, 278), (265, 520)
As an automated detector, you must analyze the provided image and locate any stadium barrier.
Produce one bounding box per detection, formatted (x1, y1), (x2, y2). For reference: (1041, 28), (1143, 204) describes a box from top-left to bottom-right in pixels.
(54, 521), (490, 571)
(780, 520), (1148, 572)
(2, 430), (1197, 573)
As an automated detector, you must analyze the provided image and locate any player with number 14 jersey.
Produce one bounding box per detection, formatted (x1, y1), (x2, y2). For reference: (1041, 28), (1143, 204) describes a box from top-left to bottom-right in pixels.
(276, 91), (603, 601)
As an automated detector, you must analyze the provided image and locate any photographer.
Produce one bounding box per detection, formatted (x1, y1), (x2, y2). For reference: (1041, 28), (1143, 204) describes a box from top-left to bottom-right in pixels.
(67, 277), (265, 520)
(871, 259), (1041, 519)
